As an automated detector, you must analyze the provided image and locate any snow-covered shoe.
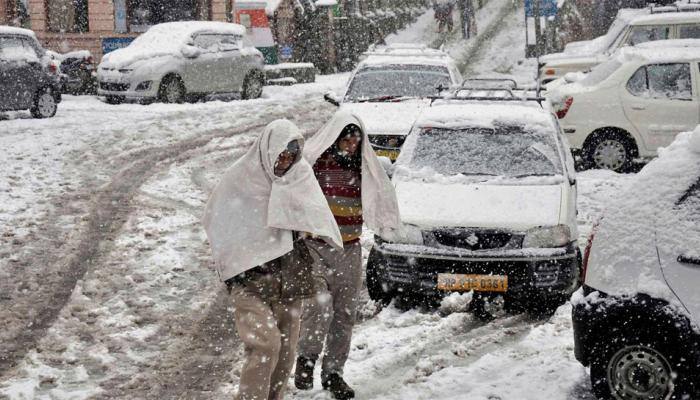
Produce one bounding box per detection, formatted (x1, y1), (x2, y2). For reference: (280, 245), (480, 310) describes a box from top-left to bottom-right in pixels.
(321, 373), (355, 399)
(294, 356), (316, 390)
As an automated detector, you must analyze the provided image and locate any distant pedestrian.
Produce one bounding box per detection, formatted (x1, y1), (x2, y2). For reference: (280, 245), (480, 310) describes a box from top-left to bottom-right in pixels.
(459, 0), (477, 38)
(294, 112), (400, 399)
(203, 120), (343, 400)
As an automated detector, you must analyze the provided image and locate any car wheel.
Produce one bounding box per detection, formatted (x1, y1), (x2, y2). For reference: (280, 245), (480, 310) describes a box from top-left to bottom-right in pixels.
(241, 72), (264, 100)
(584, 131), (635, 172)
(30, 88), (57, 119)
(105, 95), (125, 105)
(366, 247), (395, 305)
(159, 76), (185, 104)
(590, 329), (694, 400)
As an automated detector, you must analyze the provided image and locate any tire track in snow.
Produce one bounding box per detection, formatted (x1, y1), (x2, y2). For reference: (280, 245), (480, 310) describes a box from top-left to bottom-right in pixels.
(0, 98), (334, 383)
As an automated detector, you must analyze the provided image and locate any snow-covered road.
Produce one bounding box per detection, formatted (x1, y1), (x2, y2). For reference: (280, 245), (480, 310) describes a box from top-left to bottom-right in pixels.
(1, 2), (641, 399)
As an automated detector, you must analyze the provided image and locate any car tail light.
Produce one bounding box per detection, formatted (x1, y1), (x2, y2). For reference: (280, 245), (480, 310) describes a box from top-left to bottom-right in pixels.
(86, 56), (93, 65)
(581, 222), (600, 283)
(544, 68), (556, 76)
(48, 62), (58, 74)
(555, 96), (574, 119)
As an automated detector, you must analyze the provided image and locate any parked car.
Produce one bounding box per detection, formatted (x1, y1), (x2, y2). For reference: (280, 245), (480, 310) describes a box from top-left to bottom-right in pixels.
(366, 83), (580, 318)
(324, 43), (462, 161)
(0, 26), (62, 118)
(540, 4), (700, 84)
(572, 126), (700, 400)
(548, 39), (700, 171)
(97, 21), (266, 104)
(48, 50), (97, 95)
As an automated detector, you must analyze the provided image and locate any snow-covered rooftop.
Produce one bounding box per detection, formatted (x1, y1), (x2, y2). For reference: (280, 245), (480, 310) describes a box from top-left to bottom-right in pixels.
(618, 39), (700, 63)
(630, 10), (700, 25)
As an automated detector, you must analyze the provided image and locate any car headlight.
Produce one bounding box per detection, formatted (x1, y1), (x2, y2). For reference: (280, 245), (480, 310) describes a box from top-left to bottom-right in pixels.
(378, 223), (423, 245)
(523, 225), (571, 248)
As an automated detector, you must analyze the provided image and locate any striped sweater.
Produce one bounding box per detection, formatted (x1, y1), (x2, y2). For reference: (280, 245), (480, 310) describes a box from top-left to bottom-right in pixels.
(313, 153), (363, 243)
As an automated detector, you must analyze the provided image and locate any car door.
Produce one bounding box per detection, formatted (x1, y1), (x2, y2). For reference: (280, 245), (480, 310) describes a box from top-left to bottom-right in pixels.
(183, 33), (221, 94)
(656, 177), (700, 321)
(214, 34), (245, 93)
(621, 62), (699, 151)
(0, 35), (36, 109)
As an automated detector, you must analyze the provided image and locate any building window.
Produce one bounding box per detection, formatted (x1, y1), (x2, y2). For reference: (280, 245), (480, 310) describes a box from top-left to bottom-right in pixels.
(46, 0), (89, 33)
(127, 0), (203, 32)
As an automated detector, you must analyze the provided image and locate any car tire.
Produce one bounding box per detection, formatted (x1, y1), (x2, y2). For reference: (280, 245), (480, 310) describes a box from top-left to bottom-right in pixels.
(241, 71), (265, 100)
(30, 88), (57, 119)
(366, 247), (395, 305)
(583, 130), (636, 172)
(105, 95), (125, 105)
(590, 327), (695, 400)
(159, 76), (185, 104)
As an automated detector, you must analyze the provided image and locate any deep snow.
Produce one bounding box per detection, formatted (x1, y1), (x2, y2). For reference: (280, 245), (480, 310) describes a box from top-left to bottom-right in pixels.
(0, 1), (648, 399)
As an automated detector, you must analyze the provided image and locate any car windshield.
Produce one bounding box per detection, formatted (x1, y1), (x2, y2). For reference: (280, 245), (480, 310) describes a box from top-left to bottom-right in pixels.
(580, 59), (622, 87)
(0, 36), (37, 61)
(345, 64), (451, 101)
(409, 125), (563, 178)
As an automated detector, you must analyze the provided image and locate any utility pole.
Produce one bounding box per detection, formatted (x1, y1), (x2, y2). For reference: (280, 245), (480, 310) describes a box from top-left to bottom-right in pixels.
(533, 0), (542, 57)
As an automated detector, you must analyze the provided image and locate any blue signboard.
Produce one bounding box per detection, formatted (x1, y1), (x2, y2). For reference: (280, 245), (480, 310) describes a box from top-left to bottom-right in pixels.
(279, 45), (293, 60)
(525, 0), (558, 17)
(102, 37), (135, 55)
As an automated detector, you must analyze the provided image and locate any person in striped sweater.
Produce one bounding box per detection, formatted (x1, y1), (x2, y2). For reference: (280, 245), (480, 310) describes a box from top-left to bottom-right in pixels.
(295, 125), (364, 399)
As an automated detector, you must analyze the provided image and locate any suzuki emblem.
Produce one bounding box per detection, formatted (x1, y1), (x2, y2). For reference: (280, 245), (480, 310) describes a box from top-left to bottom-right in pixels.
(465, 233), (479, 246)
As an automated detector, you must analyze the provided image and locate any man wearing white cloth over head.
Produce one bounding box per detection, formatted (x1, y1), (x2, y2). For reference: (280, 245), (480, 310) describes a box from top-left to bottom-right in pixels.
(202, 120), (343, 400)
(294, 111), (400, 399)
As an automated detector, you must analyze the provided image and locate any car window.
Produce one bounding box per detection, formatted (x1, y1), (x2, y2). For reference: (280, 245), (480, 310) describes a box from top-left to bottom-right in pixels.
(219, 34), (240, 51)
(20, 38), (40, 58)
(626, 63), (693, 100)
(0, 36), (37, 62)
(625, 25), (671, 46)
(677, 179), (700, 216)
(345, 64), (452, 101)
(193, 34), (219, 51)
(408, 125), (564, 179)
(678, 24), (700, 39)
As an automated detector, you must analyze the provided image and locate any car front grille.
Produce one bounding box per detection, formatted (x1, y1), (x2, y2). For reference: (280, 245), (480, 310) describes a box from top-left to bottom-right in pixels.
(368, 135), (406, 149)
(100, 82), (129, 92)
(429, 229), (517, 251)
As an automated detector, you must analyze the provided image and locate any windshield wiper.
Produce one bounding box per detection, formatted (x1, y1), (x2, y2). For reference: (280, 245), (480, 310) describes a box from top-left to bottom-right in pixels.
(512, 173), (557, 178)
(356, 95), (415, 103)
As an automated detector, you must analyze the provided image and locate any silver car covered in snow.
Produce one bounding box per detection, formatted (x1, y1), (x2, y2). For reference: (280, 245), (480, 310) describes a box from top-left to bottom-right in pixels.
(97, 21), (266, 104)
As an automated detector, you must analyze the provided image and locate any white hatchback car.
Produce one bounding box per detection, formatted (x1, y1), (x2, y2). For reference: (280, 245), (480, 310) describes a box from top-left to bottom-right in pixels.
(548, 40), (700, 171)
(540, 4), (700, 84)
(572, 126), (700, 400)
(97, 21), (265, 104)
(367, 86), (580, 317)
(324, 43), (462, 161)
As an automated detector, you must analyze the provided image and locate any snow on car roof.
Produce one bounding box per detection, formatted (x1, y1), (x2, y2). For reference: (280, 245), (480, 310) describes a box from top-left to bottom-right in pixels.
(101, 21), (246, 68)
(359, 55), (454, 68)
(630, 10), (700, 25)
(617, 39), (700, 63)
(0, 26), (37, 38)
(415, 102), (554, 131)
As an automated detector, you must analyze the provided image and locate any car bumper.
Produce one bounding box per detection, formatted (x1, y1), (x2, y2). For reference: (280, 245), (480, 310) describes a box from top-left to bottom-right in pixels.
(372, 241), (580, 299)
(571, 285), (601, 366)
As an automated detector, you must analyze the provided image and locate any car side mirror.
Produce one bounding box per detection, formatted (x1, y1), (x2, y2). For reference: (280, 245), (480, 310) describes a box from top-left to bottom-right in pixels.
(678, 254), (700, 266)
(324, 91), (340, 107)
(377, 156), (394, 178)
(181, 45), (201, 59)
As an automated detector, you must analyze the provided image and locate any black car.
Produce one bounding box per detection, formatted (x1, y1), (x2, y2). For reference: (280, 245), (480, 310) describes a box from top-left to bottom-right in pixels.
(51, 50), (97, 95)
(0, 27), (62, 118)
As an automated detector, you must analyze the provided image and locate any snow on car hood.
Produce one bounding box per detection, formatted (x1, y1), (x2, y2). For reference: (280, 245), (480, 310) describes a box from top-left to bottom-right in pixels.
(540, 53), (606, 68)
(395, 180), (562, 230)
(583, 128), (700, 306)
(340, 100), (429, 135)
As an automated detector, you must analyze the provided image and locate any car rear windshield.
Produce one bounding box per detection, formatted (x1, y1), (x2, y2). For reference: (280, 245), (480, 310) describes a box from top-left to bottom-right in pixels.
(345, 64), (451, 101)
(409, 125), (563, 178)
(580, 59), (622, 87)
